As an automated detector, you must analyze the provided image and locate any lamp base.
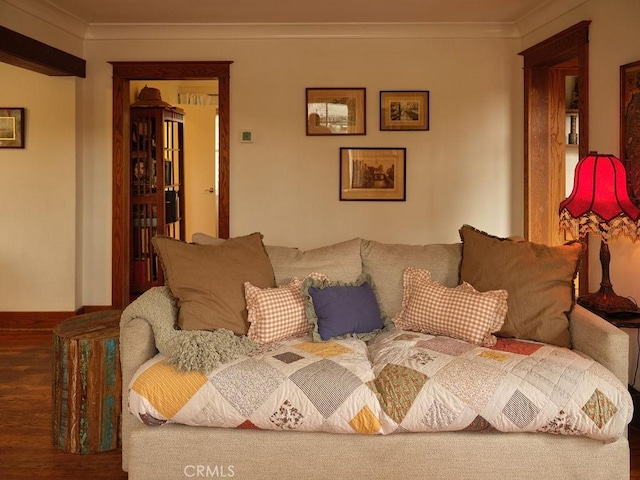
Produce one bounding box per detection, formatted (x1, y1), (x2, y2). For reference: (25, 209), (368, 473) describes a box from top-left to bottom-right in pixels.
(577, 286), (640, 315)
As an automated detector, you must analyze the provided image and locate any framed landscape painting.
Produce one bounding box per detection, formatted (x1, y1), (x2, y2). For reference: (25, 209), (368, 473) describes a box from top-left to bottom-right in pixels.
(306, 88), (366, 135)
(339, 147), (406, 201)
(380, 91), (429, 131)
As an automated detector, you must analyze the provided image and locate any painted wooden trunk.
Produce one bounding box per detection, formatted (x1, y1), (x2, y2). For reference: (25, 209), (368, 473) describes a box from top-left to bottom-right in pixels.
(52, 310), (122, 454)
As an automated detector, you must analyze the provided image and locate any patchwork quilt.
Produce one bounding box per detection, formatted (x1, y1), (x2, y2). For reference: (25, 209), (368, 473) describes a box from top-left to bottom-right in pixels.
(368, 330), (632, 440)
(129, 337), (384, 433)
(128, 330), (633, 441)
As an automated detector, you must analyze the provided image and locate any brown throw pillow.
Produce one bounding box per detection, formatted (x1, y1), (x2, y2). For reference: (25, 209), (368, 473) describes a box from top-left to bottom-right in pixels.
(152, 233), (275, 334)
(459, 225), (582, 347)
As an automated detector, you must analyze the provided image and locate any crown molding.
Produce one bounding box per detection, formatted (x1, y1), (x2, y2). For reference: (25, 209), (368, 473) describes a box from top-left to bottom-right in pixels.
(83, 22), (520, 41)
(3, 0), (584, 43)
(1, 0), (88, 41)
(516, 0), (588, 38)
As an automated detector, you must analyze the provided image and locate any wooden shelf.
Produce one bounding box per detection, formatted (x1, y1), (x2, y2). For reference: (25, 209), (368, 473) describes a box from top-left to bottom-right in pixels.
(130, 104), (185, 297)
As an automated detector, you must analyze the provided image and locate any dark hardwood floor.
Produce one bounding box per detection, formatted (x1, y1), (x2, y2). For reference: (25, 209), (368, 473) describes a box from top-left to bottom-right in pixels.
(1, 328), (639, 479)
(0, 330), (126, 480)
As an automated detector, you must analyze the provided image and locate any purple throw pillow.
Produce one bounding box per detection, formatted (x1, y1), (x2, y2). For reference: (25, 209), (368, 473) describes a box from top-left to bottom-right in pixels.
(308, 282), (384, 341)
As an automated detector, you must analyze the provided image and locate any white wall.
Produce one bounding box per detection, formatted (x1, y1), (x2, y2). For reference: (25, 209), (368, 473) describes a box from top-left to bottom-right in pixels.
(1, 0), (84, 311)
(0, 62), (78, 310)
(3, 0), (638, 324)
(78, 32), (522, 306)
(229, 37), (522, 248)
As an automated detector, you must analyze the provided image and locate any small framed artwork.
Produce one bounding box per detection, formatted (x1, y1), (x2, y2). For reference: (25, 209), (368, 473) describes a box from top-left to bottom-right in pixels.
(0, 108), (25, 148)
(620, 60), (640, 204)
(306, 88), (366, 135)
(380, 91), (429, 131)
(340, 147), (406, 201)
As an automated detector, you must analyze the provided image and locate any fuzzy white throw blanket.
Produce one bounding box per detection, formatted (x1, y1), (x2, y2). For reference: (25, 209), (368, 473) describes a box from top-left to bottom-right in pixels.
(121, 286), (259, 373)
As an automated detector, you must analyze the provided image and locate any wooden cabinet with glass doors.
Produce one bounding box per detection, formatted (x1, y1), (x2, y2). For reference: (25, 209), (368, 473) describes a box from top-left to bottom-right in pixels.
(130, 104), (185, 298)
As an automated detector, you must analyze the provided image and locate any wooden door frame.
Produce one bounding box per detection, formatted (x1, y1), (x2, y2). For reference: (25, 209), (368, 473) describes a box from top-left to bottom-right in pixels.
(519, 21), (590, 293)
(110, 61), (232, 309)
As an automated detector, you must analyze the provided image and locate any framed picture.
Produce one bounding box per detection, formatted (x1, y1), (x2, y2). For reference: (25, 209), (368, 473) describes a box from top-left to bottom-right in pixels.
(380, 91), (429, 131)
(339, 147), (406, 201)
(306, 88), (366, 135)
(620, 60), (640, 204)
(0, 108), (25, 148)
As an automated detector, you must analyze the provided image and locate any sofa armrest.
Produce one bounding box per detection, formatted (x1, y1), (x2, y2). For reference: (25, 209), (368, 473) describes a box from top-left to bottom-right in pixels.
(120, 286), (177, 382)
(569, 304), (629, 386)
(120, 286), (177, 471)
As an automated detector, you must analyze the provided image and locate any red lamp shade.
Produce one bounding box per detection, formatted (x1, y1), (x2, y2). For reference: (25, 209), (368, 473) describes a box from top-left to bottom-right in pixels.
(560, 153), (640, 222)
(559, 153), (640, 242)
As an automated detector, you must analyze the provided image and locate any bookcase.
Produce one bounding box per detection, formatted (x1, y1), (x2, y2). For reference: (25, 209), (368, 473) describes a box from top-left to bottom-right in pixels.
(130, 104), (185, 297)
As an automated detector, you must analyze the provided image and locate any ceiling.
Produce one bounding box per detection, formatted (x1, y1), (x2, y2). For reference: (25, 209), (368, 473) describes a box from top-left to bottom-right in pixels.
(38, 0), (555, 25)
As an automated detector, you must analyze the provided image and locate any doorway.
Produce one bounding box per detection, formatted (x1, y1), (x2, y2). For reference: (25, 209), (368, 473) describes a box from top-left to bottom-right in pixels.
(110, 61), (232, 309)
(519, 21), (590, 293)
(130, 79), (219, 240)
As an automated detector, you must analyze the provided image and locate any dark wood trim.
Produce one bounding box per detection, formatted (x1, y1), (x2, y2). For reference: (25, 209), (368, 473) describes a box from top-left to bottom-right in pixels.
(519, 21), (591, 69)
(110, 61), (232, 310)
(522, 65), (549, 241)
(0, 26), (86, 77)
(520, 21), (590, 295)
(0, 306), (113, 330)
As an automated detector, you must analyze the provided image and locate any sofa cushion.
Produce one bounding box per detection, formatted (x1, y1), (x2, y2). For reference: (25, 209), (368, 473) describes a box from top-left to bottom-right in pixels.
(152, 233), (275, 335)
(361, 239), (462, 317)
(265, 239), (363, 285)
(302, 273), (388, 342)
(192, 233), (363, 287)
(245, 276), (330, 345)
(459, 225), (582, 347)
(393, 267), (507, 346)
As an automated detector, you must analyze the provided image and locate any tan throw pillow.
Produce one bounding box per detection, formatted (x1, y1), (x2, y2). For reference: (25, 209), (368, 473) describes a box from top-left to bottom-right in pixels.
(265, 239), (363, 285)
(361, 239), (462, 317)
(152, 233), (275, 334)
(393, 267), (507, 347)
(192, 233), (363, 287)
(459, 225), (582, 347)
(245, 278), (311, 345)
(191, 232), (226, 246)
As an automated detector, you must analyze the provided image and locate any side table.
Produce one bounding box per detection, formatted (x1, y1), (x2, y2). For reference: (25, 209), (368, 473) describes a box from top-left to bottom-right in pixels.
(595, 311), (640, 329)
(52, 310), (122, 454)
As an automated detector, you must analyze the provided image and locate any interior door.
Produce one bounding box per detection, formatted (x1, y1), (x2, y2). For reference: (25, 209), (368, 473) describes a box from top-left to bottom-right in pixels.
(183, 103), (218, 240)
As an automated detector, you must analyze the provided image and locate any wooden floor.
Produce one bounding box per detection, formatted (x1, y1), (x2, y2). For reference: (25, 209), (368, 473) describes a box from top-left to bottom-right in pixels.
(1, 329), (640, 479)
(0, 330), (126, 480)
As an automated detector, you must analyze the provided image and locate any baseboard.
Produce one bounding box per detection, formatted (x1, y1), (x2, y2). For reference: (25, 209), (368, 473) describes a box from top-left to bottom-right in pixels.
(0, 306), (113, 330)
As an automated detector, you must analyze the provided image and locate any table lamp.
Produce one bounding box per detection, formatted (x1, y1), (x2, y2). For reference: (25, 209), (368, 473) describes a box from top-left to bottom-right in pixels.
(559, 152), (640, 314)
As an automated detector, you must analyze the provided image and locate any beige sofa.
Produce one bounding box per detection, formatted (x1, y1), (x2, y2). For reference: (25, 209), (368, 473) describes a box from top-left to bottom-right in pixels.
(120, 236), (631, 479)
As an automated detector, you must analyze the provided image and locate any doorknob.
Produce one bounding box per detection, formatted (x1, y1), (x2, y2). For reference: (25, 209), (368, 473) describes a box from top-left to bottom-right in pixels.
(204, 187), (215, 194)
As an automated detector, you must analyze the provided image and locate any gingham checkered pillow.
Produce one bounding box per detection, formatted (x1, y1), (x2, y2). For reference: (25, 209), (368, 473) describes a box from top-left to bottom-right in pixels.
(393, 267), (508, 347)
(245, 273), (328, 345)
(245, 278), (309, 344)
